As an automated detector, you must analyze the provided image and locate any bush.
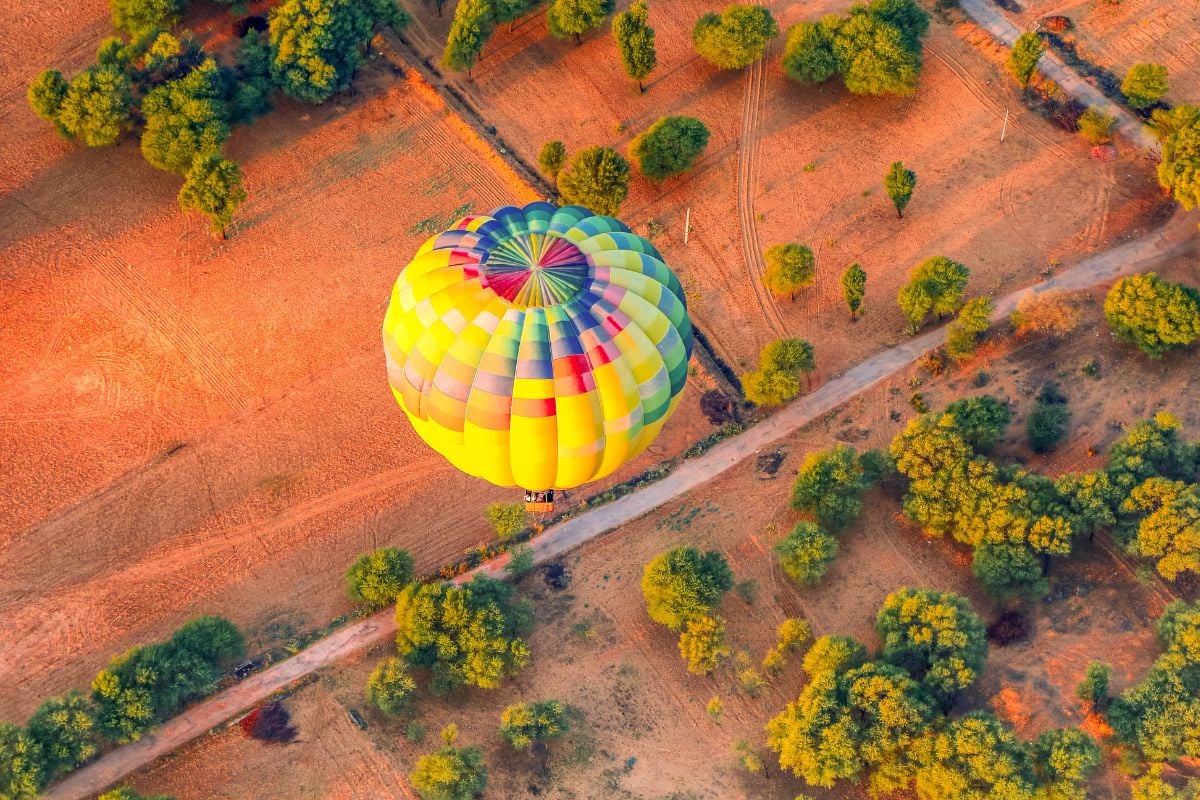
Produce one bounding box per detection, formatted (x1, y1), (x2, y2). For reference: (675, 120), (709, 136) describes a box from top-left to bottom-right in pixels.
(1076, 661), (1111, 710)
(692, 5), (778, 70)
(499, 700), (568, 750)
(366, 656), (416, 716)
(504, 544), (536, 580)
(410, 726), (487, 800)
(1078, 106), (1116, 144)
(678, 615), (730, 675)
(0, 724), (44, 800)
(775, 522), (838, 585)
(485, 502), (528, 540)
(556, 146), (630, 216)
(1011, 290), (1080, 338)
(763, 243), (815, 299)
(629, 115), (709, 181)
(346, 547), (415, 609)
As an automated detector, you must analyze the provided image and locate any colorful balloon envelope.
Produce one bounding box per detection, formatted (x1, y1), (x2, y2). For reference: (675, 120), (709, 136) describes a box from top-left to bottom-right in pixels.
(383, 202), (693, 491)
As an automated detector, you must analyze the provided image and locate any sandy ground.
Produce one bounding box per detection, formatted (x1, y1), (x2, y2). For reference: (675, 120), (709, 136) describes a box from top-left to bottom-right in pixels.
(998, 0), (1200, 106)
(122, 282), (1199, 800)
(397, 0), (1170, 374)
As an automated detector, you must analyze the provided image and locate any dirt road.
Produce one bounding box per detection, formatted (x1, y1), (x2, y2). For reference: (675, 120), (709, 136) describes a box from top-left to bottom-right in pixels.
(40, 206), (1195, 800)
(957, 0), (1159, 152)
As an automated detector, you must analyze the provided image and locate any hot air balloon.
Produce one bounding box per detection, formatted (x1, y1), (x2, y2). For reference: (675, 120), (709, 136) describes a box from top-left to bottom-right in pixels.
(382, 202), (693, 501)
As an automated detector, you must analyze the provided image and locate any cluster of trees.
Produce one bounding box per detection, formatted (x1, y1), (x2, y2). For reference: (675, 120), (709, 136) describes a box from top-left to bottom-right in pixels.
(0, 617), (243, 800)
(394, 576), (533, 694)
(641, 546), (734, 674)
(1105, 272), (1200, 359)
(782, 0), (929, 96)
(767, 589), (1101, 798)
(29, 0), (406, 235)
(892, 398), (1200, 595)
(897, 256), (970, 334)
(775, 445), (888, 584)
(1091, 601), (1200, 765)
(741, 337), (815, 408)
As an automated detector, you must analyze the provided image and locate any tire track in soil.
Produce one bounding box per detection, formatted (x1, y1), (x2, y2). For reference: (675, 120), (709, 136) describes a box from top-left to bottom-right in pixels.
(736, 54), (788, 340)
(88, 252), (250, 413)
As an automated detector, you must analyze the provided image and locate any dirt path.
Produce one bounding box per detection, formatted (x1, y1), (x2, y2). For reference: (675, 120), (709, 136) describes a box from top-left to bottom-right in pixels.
(957, 0), (1160, 152)
(40, 207), (1195, 800)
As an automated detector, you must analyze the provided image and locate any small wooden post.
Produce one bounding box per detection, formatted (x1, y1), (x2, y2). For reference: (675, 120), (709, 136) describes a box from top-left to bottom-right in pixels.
(683, 206), (691, 245)
(1001, 109), (1010, 142)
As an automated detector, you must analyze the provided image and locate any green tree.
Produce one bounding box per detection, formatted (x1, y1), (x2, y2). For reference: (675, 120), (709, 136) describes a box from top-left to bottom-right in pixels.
(945, 296), (994, 361)
(556, 146), (630, 216)
(841, 262), (866, 319)
(538, 140), (567, 182)
(499, 700), (569, 749)
(1105, 412), (1198, 492)
(763, 243), (815, 300)
(641, 546), (733, 629)
(761, 337), (814, 375)
(1155, 105), (1200, 211)
(942, 395), (1010, 452)
(366, 656), (416, 715)
(140, 59), (229, 174)
(801, 634), (867, 676)
(1056, 470), (1120, 540)
(898, 256), (970, 332)
(395, 577), (531, 693)
(678, 615), (731, 674)
(441, 0), (492, 73)
(692, 5), (778, 70)
(828, 12), (920, 96)
(775, 522), (838, 585)
(409, 726), (488, 800)
(547, 0), (616, 44)
(884, 161), (916, 218)
(178, 155), (246, 238)
(1027, 394), (1070, 455)
(1078, 106), (1116, 145)
(1123, 63), (1168, 110)
(629, 115), (709, 181)
(742, 367), (800, 407)
(1007, 31), (1043, 89)
(1104, 272), (1200, 358)
(230, 31), (275, 123)
(781, 22), (837, 84)
(27, 70), (70, 136)
(270, 0), (408, 102)
(97, 790), (173, 800)
(1075, 661), (1111, 710)
(0, 724), (44, 800)
(26, 692), (97, 778)
(1120, 478), (1200, 581)
(1132, 766), (1200, 800)
(346, 546), (415, 609)
(790, 445), (869, 532)
(744, 337), (815, 407)
(767, 660), (934, 788)
(111, 0), (184, 35)
(485, 501), (528, 540)
(612, 0), (656, 92)
(56, 66), (134, 147)
(875, 587), (987, 709)
(912, 712), (1038, 799)
(504, 544), (536, 579)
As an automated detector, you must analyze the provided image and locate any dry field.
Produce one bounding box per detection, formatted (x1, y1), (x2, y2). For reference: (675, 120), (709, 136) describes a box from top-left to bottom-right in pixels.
(0, 6), (717, 719)
(124, 277), (1198, 800)
(1000, 0), (1200, 104)
(397, 0), (1169, 375)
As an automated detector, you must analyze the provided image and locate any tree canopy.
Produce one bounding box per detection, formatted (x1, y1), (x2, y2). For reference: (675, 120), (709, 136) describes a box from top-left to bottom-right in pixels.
(842, 262), (867, 319)
(790, 445), (871, 532)
(898, 256), (970, 332)
(613, 0), (656, 91)
(885, 161), (916, 218)
(1154, 105), (1200, 212)
(763, 243), (816, 299)
(641, 546), (733, 629)
(629, 115), (709, 181)
(547, 0), (616, 43)
(111, 0), (184, 35)
(1104, 272), (1200, 358)
(678, 614), (731, 674)
(1123, 63), (1168, 110)
(409, 726), (488, 800)
(499, 700), (569, 750)
(140, 58), (230, 174)
(178, 154), (246, 238)
(26, 692), (98, 779)
(538, 140), (567, 182)
(346, 547), (415, 609)
(0, 724), (44, 800)
(743, 337), (815, 407)
(775, 522), (839, 585)
(945, 296), (994, 361)
(269, 0), (408, 103)
(692, 5), (778, 70)
(394, 577), (532, 693)
(1007, 32), (1043, 88)
(366, 656), (416, 716)
(441, 0), (492, 72)
(556, 146), (630, 216)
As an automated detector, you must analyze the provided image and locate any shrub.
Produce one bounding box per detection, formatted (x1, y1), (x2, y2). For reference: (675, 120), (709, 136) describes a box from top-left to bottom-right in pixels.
(763, 243), (815, 300)
(499, 700), (569, 750)
(346, 547), (415, 609)
(409, 726), (488, 800)
(678, 615), (731, 675)
(556, 146), (630, 216)
(485, 502), (528, 540)
(1076, 661), (1111, 710)
(692, 5), (778, 70)
(366, 656), (416, 716)
(1011, 290), (1081, 337)
(1078, 106), (1116, 145)
(504, 544), (536, 580)
(628, 115), (709, 181)
(775, 522), (838, 585)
